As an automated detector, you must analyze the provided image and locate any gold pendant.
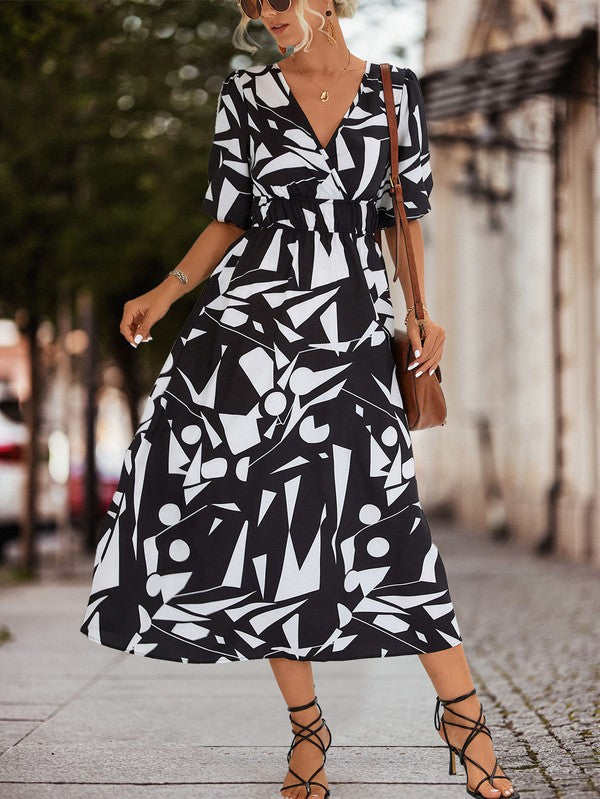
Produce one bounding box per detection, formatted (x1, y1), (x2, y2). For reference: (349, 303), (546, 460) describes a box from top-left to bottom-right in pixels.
(320, 89), (329, 102)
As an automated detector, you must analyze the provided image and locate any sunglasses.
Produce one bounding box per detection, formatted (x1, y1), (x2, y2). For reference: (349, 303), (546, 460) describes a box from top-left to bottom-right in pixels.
(237, 0), (292, 19)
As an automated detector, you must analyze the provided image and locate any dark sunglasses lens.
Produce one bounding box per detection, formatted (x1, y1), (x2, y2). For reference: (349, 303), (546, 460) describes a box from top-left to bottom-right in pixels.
(240, 0), (261, 18)
(269, 0), (292, 10)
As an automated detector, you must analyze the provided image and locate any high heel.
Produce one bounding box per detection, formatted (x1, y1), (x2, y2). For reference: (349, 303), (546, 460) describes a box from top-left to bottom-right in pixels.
(280, 694), (332, 799)
(434, 687), (520, 798)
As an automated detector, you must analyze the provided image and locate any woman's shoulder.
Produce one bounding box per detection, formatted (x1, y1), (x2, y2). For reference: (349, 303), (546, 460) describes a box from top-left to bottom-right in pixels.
(226, 64), (274, 80)
(221, 64), (277, 93)
(371, 61), (419, 86)
(238, 64), (271, 74)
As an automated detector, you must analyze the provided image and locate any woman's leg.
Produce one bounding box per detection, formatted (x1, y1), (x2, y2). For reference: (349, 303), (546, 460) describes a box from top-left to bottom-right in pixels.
(269, 657), (331, 799)
(419, 644), (515, 799)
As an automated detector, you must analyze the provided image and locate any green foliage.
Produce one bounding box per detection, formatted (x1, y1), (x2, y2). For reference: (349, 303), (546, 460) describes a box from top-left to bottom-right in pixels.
(0, 0), (274, 381)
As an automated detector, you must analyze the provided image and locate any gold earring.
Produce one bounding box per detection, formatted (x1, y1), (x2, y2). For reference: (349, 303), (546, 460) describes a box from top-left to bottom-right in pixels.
(325, 1), (335, 46)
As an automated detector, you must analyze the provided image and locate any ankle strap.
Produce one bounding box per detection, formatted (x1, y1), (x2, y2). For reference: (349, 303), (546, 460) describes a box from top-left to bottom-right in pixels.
(287, 695), (318, 713)
(438, 687), (477, 707)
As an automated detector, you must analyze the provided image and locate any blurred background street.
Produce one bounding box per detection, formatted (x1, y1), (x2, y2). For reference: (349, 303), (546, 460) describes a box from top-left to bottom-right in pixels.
(1, 0), (599, 797)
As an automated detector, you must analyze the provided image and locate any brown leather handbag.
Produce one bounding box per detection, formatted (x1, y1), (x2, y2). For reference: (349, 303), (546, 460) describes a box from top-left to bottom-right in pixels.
(374, 63), (447, 430)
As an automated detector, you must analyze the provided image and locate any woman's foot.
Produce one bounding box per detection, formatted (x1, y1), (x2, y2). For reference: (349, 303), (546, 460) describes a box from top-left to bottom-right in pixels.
(280, 703), (331, 799)
(437, 691), (516, 799)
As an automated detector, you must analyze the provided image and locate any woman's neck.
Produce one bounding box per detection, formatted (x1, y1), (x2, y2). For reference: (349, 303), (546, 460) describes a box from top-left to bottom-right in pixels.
(283, 47), (365, 81)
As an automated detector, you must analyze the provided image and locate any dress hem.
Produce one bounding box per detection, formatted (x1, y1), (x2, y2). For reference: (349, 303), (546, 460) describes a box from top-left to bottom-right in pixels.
(80, 625), (462, 665)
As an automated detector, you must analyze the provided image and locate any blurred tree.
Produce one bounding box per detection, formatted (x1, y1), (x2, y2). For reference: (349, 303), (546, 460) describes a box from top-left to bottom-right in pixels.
(0, 0), (275, 564)
(0, 0), (273, 380)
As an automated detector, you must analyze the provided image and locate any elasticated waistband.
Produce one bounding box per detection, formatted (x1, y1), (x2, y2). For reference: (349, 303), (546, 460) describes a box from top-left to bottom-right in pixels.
(250, 196), (378, 234)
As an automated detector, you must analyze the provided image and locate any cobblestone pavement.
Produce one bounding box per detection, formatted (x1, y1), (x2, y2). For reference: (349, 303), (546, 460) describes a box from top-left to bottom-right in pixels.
(0, 521), (598, 798)
(438, 523), (600, 798)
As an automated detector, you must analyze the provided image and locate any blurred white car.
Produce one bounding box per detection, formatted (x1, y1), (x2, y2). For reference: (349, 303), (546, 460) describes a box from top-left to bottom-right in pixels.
(0, 392), (28, 526)
(0, 388), (57, 545)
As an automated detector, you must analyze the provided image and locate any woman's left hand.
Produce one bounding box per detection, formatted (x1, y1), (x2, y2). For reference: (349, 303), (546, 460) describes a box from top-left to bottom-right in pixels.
(406, 314), (446, 376)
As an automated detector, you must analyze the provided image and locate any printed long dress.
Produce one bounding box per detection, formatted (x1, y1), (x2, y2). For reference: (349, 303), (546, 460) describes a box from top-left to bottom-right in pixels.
(79, 61), (462, 664)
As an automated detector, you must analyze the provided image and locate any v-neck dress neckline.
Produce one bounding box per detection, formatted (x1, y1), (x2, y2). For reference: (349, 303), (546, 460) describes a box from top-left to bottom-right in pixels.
(273, 60), (371, 154)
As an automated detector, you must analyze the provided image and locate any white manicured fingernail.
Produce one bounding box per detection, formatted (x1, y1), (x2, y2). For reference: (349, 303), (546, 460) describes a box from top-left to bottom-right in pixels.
(408, 362), (419, 370)
(134, 333), (143, 344)
(414, 349), (420, 357)
(415, 370), (422, 377)
(429, 368), (435, 375)
(130, 342), (137, 348)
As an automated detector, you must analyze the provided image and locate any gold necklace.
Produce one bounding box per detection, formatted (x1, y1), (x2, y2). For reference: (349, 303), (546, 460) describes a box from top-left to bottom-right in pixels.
(291, 50), (352, 102)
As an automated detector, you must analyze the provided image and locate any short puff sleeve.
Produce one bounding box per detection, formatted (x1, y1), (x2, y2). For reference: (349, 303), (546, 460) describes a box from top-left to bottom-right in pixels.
(376, 67), (433, 227)
(201, 70), (253, 230)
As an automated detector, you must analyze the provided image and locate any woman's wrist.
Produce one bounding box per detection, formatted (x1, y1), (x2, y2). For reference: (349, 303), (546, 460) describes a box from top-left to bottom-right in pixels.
(160, 274), (190, 302)
(404, 303), (430, 325)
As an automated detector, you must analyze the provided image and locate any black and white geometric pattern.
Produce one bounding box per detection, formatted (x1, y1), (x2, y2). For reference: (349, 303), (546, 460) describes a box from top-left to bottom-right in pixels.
(79, 61), (462, 664)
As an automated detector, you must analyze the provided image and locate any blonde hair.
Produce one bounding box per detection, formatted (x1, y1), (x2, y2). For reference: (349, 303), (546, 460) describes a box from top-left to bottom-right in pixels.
(232, 0), (359, 55)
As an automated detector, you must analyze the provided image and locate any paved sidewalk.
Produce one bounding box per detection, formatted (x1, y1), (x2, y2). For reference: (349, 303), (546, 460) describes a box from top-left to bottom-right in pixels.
(0, 521), (598, 798)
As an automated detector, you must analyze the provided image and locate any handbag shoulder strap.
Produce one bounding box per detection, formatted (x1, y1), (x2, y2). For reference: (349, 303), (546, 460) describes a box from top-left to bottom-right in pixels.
(379, 63), (426, 323)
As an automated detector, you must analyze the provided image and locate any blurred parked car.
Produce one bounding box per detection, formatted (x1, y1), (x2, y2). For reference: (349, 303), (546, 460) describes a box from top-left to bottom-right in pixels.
(0, 391), (28, 528)
(0, 381), (56, 560)
(0, 373), (134, 557)
(0, 388), (57, 557)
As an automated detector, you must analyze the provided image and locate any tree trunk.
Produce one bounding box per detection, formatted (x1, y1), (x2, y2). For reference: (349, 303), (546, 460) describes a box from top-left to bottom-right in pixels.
(77, 290), (100, 553)
(20, 312), (41, 575)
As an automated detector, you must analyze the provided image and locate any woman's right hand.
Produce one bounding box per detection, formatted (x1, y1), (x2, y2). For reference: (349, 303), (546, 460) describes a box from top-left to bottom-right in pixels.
(119, 282), (180, 347)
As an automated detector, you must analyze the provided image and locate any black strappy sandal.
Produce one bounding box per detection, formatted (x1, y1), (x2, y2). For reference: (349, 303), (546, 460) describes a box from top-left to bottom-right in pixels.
(280, 694), (332, 799)
(434, 687), (520, 799)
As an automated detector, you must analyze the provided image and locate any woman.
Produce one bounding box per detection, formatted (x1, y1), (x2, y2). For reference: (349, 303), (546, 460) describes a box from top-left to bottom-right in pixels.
(79, 1), (519, 798)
